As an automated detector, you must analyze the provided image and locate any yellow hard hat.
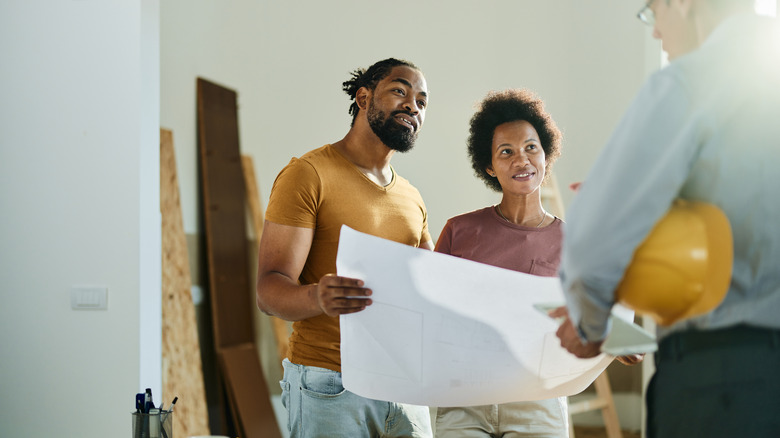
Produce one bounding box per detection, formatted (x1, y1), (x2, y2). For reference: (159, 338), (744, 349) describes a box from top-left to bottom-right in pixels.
(615, 199), (733, 326)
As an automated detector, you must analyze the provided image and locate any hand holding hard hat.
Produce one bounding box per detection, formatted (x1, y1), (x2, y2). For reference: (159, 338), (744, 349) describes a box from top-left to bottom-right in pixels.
(615, 199), (733, 326)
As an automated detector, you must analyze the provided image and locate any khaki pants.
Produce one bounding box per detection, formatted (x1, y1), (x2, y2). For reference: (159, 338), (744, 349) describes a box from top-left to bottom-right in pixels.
(435, 398), (568, 438)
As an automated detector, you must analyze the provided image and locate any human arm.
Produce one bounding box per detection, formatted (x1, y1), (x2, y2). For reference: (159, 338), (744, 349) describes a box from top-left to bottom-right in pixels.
(255, 220), (372, 321)
(559, 70), (698, 346)
(549, 306), (644, 363)
(551, 306), (603, 358)
(432, 219), (453, 254)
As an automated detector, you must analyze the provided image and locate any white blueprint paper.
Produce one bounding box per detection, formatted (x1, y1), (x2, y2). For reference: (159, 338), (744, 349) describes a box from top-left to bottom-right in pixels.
(337, 226), (621, 407)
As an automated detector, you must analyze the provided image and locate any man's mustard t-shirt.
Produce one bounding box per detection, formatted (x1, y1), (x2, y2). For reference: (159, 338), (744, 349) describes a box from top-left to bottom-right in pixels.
(265, 144), (431, 372)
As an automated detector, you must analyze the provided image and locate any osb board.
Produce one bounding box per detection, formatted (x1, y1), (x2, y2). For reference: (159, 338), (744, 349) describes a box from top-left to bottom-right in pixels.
(218, 344), (282, 438)
(196, 77), (254, 348)
(241, 154), (291, 366)
(160, 128), (209, 437)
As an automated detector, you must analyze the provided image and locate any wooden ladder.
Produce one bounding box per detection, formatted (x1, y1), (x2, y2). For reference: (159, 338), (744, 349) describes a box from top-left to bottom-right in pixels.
(568, 372), (624, 438)
(542, 175), (623, 438)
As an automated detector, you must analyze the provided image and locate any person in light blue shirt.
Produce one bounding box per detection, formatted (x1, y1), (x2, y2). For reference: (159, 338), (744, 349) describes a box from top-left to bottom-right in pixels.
(555, 1), (780, 437)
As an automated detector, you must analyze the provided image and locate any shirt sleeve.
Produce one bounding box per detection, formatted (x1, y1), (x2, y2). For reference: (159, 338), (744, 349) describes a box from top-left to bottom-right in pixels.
(560, 68), (704, 342)
(265, 158), (320, 229)
(433, 219), (454, 255)
(420, 208), (432, 247)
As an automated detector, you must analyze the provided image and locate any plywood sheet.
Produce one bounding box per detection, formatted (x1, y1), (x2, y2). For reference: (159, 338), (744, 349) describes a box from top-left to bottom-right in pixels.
(160, 128), (210, 437)
(241, 154), (291, 365)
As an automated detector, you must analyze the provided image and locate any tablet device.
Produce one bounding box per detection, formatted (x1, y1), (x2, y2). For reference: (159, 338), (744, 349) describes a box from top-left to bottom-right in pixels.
(600, 310), (658, 356)
(534, 303), (657, 356)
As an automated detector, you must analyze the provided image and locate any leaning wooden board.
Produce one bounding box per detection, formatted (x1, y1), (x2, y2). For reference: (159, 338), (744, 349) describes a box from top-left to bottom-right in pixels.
(241, 154), (291, 366)
(160, 128), (210, 437)
(197, 77), (281, 438)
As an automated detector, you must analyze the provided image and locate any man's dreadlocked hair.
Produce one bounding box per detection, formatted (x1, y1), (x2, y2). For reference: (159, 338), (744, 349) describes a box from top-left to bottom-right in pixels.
(342, 58), (420, 126)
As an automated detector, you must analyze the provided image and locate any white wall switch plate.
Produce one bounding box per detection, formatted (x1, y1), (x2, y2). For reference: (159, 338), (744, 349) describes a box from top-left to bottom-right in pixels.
(71, 285), (108, 310)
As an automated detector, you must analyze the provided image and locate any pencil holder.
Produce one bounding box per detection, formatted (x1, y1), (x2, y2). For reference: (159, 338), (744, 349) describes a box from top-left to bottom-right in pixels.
(132, 410), (173, 438)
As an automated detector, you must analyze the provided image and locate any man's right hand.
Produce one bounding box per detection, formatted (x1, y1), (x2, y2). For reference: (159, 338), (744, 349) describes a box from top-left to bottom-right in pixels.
(256, 221), (374, 321)
(314, 274), (373, 317)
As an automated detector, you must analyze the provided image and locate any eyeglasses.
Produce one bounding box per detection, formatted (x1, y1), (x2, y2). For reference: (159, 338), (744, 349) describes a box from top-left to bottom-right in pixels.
(637, 0), (656, 26)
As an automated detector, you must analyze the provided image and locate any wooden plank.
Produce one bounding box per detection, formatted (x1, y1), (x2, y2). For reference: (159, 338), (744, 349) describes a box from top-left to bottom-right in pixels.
(569, 372), (624, 438)
(593, 372), (624, 438)
(241, 154), (291, 365)
(197, 77), (254, 348)
(160, 128), (210, 437)
(241, 155), (265, 242)
(197, 77), (280, 438)
(219, 344), (283, 438)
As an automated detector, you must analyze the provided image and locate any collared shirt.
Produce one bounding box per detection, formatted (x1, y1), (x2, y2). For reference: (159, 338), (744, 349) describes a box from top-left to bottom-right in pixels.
(560, 14), (780, 342)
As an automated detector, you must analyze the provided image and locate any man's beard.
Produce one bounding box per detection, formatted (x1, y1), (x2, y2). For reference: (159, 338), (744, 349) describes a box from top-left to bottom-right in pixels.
(367, 100), (418, 153)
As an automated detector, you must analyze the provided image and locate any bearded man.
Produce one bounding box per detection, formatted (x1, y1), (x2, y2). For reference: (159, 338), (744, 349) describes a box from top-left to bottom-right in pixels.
(256, 58), (433, 438)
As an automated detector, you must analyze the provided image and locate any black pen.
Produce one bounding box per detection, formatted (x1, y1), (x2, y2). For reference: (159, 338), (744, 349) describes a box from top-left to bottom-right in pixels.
(134, 397), (144, 437)
(136, 393), (146, 413)
(161, 397), (178, 424)
(144, 388), (154, 413)
(160, 396), (177, 438)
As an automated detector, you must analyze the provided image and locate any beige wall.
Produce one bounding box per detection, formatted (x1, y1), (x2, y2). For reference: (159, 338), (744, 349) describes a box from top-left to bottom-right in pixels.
(161, 1), (654, 241)
(162, 0), (664, 433)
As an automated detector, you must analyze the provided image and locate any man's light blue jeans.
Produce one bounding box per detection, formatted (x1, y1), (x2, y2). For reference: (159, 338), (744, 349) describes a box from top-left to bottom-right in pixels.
(281, 359), (432, 437)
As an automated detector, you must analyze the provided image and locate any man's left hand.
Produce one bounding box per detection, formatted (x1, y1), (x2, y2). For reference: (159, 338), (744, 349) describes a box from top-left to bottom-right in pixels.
(551, 306), (647, 365)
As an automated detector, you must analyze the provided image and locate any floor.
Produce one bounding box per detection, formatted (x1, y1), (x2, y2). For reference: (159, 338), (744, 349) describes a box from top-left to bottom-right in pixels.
(573, 426), (641, 438)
